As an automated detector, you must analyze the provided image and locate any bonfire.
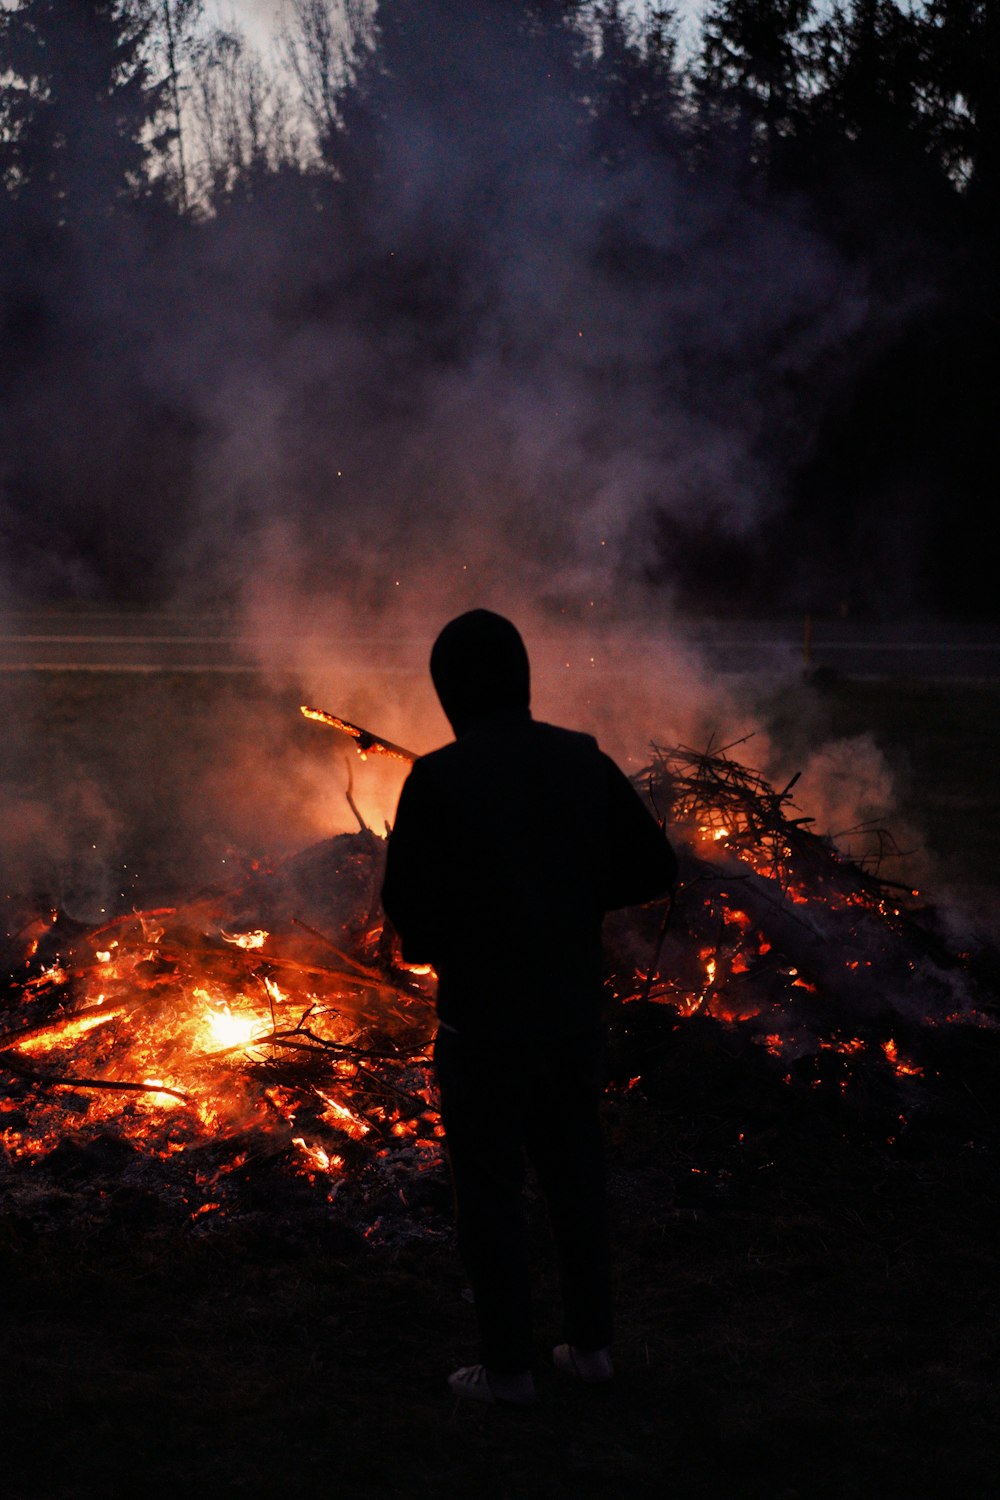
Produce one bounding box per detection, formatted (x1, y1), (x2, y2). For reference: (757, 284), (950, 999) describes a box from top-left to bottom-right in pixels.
(1, 707), (997, 1237)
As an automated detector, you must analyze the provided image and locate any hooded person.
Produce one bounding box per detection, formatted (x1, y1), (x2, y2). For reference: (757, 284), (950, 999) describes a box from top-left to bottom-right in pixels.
(381, 609), (677, 1405)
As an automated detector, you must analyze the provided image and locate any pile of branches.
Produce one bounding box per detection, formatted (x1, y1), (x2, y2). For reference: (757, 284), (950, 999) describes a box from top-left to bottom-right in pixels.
(0, 834), (443, 1230)
(618, 740), (999, 1037)
(2, 722), (999, 1229)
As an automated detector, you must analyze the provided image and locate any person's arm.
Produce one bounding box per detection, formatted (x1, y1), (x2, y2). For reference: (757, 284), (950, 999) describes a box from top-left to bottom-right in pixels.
(380, 762), (450, 964)
(599, 754), (678, 911)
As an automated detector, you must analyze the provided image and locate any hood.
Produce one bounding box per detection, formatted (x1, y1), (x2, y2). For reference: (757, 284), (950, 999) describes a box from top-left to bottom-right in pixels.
(429, 609), (531, 737)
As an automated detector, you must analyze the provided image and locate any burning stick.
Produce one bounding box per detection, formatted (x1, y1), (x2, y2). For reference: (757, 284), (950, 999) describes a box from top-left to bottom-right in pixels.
(258, 951), (434, 1006)
(2, 1052), (190, 1103)
(300, 706), (416, 763)
(0, 999), (128, 1053)
(638, 889), (676, 1005)
(290, 917), (385, 980)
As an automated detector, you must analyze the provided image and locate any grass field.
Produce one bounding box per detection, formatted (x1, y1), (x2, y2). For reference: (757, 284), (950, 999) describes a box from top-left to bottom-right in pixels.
(1, 668), (999, 1500)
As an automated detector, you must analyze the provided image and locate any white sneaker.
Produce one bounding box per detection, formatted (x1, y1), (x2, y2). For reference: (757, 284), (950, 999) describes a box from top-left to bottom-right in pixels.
(447, 1364), (537, 1406)
(552, 1343), (614, 1383)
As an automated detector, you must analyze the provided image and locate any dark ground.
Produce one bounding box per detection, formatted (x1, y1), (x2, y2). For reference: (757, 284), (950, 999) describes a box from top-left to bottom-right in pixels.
(2, 668), (999, 1499)
(2, 1058), (997, 1500)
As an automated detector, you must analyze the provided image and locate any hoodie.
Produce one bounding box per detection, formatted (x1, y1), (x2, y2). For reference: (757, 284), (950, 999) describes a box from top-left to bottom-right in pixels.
(381, 610), (677, 1037)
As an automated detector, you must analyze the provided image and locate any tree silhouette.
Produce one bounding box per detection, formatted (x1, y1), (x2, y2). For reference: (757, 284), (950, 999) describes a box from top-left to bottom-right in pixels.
(923, 0), (1000, 236)
(0, 0), (995, 616)
(150, 0), (205, 212)
(586, 1), (685, 167)
(0, 0), (168, 237)
(696, 0), (813, 171)
(809, 1), (928, 161)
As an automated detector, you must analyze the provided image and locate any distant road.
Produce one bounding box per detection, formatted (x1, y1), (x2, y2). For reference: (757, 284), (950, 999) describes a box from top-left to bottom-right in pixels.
(3, 610), (1000, 682)
(680, 618), (1000, 683)
(0, 612), (256, 673)
(0, 612), (426, 675)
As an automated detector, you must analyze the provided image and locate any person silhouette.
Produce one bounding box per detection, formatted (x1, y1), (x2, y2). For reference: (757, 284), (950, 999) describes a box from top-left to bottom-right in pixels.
(381, 609), (677, 1405)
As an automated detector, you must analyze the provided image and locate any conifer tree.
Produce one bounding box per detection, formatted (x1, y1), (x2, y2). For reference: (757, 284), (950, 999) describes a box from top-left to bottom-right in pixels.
(587, 1), (684, 163)
(809, 0), (925, 151)
(923, 0), (1000, 232)
(0, 0), (167, 233)
(696, 0), (813, 169)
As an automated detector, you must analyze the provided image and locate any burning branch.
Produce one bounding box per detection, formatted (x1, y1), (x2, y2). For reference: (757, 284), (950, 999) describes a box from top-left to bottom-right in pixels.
(300, 706), (416, 763)
(2, 1052), (190, 1103)
(0, 999), (129, 1053)
(342, 754), (371, 834)
(291, 918), (382, 977)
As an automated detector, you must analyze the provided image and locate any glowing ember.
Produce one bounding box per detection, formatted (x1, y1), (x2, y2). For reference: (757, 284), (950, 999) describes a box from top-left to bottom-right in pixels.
(292, 1137), (345, 1175)
(882, 1038), (924, 1078)
(141, 1078), (184, 1108)
(14, 1007), (122, 1053)
(0, 869), (440, 1212)
(820, 1037), (865, 1055)
(221, 929), (269, 950)
(202, 1001), (268, 1051)
(317, 1091), (370, 1139)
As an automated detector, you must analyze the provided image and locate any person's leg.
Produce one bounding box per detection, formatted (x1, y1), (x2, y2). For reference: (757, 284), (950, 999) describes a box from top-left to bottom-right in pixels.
(434, 1028), (535, 1376)
(526, 1031), (613, 1356)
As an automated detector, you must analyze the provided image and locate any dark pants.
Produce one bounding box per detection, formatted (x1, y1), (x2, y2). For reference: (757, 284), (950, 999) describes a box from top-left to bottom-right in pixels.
(433, 1024), (613, 1375)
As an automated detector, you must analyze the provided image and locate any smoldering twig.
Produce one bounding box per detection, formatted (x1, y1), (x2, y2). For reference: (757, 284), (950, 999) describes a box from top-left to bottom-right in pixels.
(342, 753), (372, 835)
(290, 916), (382, 978)
(299, 705), (416, 763)
(1, 1052), (191, 1103)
